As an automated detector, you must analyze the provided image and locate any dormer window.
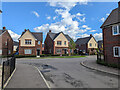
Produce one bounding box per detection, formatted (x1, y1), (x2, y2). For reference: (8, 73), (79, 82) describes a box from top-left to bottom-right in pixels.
(25, 40), (31, 45)
(112, 25), (120, 35)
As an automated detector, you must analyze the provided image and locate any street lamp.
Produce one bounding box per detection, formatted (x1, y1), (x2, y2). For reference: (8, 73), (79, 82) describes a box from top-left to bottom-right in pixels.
(0, 10), (2, 14)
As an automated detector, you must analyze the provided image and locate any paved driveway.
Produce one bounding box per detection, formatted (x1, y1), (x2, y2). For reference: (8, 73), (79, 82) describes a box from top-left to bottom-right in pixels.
(16, 56), (119, 88)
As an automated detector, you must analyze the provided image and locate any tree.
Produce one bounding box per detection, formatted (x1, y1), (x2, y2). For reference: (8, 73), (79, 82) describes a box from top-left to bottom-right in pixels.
(68, 39), (76, 56)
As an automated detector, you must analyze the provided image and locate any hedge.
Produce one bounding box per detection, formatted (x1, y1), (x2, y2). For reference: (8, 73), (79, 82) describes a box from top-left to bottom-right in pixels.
(96, 59), (120, 69)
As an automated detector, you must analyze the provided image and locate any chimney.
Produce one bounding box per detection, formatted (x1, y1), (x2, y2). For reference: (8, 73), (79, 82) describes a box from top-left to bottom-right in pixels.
(118, 1), (120, 7)
(49, 30), (51, 32)
(24, 29), (27, 32)
(90, 34), (92, 37)
(3, 26), (6, 30)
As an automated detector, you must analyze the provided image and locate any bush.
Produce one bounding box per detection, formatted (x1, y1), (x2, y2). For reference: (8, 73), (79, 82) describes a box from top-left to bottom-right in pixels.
(15, 55), (36, 58)
(97, 59), (120, 69)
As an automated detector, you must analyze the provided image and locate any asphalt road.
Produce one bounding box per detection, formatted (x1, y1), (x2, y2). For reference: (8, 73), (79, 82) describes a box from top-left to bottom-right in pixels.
(16, 56), (119, 88)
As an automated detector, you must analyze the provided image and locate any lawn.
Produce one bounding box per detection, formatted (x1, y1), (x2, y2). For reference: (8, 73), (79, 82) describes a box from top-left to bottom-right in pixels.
(28, 55), (86, 59)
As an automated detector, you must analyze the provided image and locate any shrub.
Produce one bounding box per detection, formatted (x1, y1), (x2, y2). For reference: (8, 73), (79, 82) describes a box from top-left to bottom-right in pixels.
(15, 55), (36, 58)
(97, 59), (120, 69)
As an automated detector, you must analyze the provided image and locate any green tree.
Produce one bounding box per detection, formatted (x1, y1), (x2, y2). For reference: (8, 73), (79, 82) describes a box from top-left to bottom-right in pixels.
(69, 39), (76, 56)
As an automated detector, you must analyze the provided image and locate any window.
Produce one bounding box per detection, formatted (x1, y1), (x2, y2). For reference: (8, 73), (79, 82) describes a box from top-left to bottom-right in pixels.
(0, 50), (2, 54)
(24, 49), (32, 54)
(56, 49), (61, 53)
(25, 40), (31, 44)
(64, 41), (66, 45)
(8, 50), (11, 54)
(95, 44), (96, 47)
(89, 43), (92, 47)
(57, 41), (62, 45)
(113, 47), (120, 57)
(112, 25), (120, 35)
(38, 41), (40, 45)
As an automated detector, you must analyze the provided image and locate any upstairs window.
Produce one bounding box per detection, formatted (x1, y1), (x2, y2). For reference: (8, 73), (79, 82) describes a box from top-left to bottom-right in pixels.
(64, 41), (66, 45)
(57, 41), (62, 45)
(113, 47), (120, 57)
(112, 25), (120, 35)
(25, 40), (31, 45)
(89, 43), (92, 47)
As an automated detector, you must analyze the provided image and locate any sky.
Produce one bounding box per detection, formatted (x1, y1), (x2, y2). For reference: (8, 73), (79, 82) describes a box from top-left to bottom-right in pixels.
(0, 1), (118, 42)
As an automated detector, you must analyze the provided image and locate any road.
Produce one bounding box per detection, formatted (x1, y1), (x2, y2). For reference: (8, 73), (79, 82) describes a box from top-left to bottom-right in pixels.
(16, 56), (119, 88)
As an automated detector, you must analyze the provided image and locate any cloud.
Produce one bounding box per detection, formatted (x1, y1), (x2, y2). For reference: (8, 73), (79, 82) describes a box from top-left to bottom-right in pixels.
(32, 11), (40, 17)
(100, 17), (105, 22)
(8, 30), (20, 41)
(106, 13), (110, 16)
(82, 25), (91, 30)
(89, 30), (96, 32)
(47, 16), (51, 20)
(34, 1), (90, 40)
(78, 33), (102, 41)
(93, 33), (102, 41)
(76, 13), (85, 16)
(53, 16), (57, 20)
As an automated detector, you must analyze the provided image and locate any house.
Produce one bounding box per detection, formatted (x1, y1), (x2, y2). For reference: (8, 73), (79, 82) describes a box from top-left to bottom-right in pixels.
(19, 29), (43, 56)
(100, 2), (120, 65)
(98, 40), (103, 53)
(44, 30), (74, 55)
(13, 41), (19, 53)
(75, 34), (98, 55)
(0, 27), (13, 56)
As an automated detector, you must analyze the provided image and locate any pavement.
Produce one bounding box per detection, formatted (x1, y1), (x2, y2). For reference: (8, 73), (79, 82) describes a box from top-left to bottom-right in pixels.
(81, 56), (120, 76)
(5, 64), (48, 88)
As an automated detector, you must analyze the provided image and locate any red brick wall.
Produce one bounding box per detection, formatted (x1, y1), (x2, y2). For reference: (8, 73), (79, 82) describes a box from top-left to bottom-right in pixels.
(0, 31), (13, 56)
(44, 34), (54, 54)
(103, 26), (120, 64)
(19, 40), (42, 55)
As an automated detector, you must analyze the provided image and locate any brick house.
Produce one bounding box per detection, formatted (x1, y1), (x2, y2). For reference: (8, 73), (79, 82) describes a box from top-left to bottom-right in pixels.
(0, 27), (13, 56)
(19, 29), (43, 56)
(75, 34), (98, 55)
(100, 2), (120, 65)
(44, 30), (74, 55)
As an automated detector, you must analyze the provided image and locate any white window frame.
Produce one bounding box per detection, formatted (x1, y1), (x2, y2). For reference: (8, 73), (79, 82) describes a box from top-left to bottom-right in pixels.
(113, 46), (120, 57)
(56, 49), (62, 54)
(112, 25), (120, 35)
(24, 49), (32, 54)
(25, 40), (32, 45)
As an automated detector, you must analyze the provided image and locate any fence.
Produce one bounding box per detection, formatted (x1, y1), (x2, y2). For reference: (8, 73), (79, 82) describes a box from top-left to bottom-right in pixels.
(2, 56), (16, 89)
(97, 52), (104, 61)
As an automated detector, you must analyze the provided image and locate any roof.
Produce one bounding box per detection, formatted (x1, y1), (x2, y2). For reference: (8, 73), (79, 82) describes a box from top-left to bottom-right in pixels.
(75, 36), (92, 46)
(0, 30), (6, 36)
(32, 32), (43, 41)
(19, 30), (43, 42)
(101, 8), (119, 28)
(13, 41), (19, 46)
(48, 32), (73, 41)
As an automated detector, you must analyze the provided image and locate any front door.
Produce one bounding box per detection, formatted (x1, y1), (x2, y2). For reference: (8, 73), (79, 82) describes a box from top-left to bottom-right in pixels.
(37, 49), (40, 56)
(64, 49), (67, 54)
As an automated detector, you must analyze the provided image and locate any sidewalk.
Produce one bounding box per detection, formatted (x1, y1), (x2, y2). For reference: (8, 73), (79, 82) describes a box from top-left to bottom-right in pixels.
(81, 59), (120, 76)
(5, 64), (48, 88)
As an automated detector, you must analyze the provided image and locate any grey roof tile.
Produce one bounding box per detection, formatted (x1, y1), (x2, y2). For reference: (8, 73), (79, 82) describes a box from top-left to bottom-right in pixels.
(75, 36), (92, 46)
